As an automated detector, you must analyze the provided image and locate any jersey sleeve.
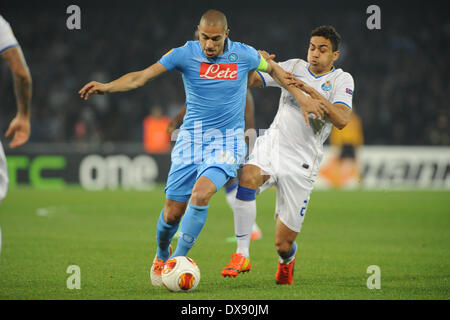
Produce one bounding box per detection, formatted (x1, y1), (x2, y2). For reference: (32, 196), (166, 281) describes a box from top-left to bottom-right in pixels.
(0, 15), (19, 53)
(256, 60), (294, 88)
(157, 42), (188, 72)
(332, 72), (354, 110)
(246, 45), (262, 71)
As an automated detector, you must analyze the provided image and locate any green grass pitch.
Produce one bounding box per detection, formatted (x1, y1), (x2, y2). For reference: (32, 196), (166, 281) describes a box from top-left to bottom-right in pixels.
(0, 186), (449, 300)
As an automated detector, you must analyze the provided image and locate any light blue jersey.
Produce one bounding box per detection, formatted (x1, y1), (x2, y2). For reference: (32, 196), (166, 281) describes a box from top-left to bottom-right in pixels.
(159, 39), (260, 135)
(158, 38), (262, 201)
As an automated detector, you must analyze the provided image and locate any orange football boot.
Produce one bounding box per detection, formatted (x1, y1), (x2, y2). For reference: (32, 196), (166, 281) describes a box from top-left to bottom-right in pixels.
(221, 253), (251, 277)
(275, 256), (296, 285)
(250, 229), (262, 241)
(150, 245), (172, 286)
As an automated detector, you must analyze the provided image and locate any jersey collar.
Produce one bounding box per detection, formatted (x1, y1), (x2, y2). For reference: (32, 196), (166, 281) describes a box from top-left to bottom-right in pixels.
(307, 65), (335, 79)
(200, 38), (231, 61)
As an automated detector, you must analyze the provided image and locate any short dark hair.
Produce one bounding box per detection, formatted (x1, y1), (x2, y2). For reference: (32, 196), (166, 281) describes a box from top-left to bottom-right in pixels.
(311, 25), (341, 51)
(200, 9), (228, 31)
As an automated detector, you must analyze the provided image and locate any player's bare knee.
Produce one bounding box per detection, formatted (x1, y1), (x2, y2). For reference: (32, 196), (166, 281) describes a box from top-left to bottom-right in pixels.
(239, 170), (260, 189)
(190, 189), (213, 207)
(164, 201), (186, 224)
(164, 209), (183, 225)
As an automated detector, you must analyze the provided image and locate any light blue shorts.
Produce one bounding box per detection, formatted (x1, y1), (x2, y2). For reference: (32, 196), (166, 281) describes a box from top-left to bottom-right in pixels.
(164, 162), (235, 203)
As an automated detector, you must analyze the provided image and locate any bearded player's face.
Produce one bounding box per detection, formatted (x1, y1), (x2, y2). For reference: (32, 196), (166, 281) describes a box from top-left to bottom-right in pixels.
(198, 23), (229, 58)
(307, 36), (339, 73)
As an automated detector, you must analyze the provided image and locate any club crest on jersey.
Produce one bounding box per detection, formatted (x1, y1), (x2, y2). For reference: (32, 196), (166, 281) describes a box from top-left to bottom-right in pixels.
(321, 81), (332, 91)
(227, 52), (239, 62)
(200, 63), (237, 80)
(346, 88), (353, 95)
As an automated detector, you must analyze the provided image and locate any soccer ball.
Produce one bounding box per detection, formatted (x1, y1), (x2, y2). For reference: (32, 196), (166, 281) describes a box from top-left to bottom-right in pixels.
(162, 256), (200, 292)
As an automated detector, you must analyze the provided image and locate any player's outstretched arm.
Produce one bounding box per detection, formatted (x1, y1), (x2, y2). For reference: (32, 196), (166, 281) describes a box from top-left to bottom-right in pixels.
(1, 46), (32, 148)
(288, 77), (351, 129)
(79, 62), (167, 100)
(261, 54), (327, 126)
(285, 83), (328, 126)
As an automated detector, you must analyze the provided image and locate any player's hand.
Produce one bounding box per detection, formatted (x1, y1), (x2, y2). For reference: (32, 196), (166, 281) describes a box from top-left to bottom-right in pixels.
(286, 74), (314, 93)
(284, 72), (301, 88)
(257, 50), (275, 62)
(297, 82), (315, 97)
(78, 81), (109, 100)
(167, 119), (178, 134)
(301, 99), (328, 126)
(4, 114), (31, 148)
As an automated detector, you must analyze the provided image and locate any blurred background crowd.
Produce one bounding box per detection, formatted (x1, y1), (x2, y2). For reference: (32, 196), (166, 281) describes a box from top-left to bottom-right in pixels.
(0, 0), (448, 147)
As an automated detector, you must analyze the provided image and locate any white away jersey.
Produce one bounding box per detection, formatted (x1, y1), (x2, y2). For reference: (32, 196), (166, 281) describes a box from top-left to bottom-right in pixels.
(256, 59), (354, 179)
(0, 15), (18, 54)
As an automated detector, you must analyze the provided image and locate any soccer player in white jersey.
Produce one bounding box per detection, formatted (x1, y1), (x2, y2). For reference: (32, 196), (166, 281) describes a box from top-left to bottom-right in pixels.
(221, 26), (354, 285)
(0, 15), (32, 203)
(0, 14), (32, 255)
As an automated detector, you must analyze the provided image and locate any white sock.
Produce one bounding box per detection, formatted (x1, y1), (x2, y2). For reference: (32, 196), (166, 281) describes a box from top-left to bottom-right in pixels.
(233, 198), (256, 258)
(225, 187), (237, 211)
(279, 255), (296, 265)
(228, 188), (260, 237)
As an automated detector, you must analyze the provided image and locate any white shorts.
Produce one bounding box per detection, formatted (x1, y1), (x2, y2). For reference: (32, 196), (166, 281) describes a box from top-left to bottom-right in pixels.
(246, 132), (313, 233)
(0, 142), (9, 203)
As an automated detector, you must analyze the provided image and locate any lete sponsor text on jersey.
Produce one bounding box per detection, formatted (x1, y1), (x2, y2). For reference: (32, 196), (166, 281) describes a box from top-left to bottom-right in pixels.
(200, 63), (237, 80)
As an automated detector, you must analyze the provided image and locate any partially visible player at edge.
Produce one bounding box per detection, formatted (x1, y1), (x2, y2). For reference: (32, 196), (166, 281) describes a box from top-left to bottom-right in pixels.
(221, 26), (354, 285)
(79, 9), (325, 288)
(0, 15), (32, 203)
(167, 30), (262, 241)
(0, 14), (32, 255)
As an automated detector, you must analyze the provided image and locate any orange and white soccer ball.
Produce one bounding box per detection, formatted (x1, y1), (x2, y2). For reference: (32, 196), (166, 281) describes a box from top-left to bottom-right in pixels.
(162, 256), (200, 292)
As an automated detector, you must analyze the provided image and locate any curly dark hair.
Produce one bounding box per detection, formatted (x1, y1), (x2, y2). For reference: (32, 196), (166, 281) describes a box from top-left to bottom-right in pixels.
(311, 25), (341, 52)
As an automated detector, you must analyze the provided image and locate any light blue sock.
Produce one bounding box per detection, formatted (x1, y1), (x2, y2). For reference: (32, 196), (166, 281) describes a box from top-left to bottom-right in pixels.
(171, 202), (209, 258)
(156, 209), (179, 262)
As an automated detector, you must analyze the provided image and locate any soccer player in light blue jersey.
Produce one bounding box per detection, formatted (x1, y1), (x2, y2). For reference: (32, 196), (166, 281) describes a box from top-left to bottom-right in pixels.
(79, 9), (314, 287)
(167, 30), (263, 242)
